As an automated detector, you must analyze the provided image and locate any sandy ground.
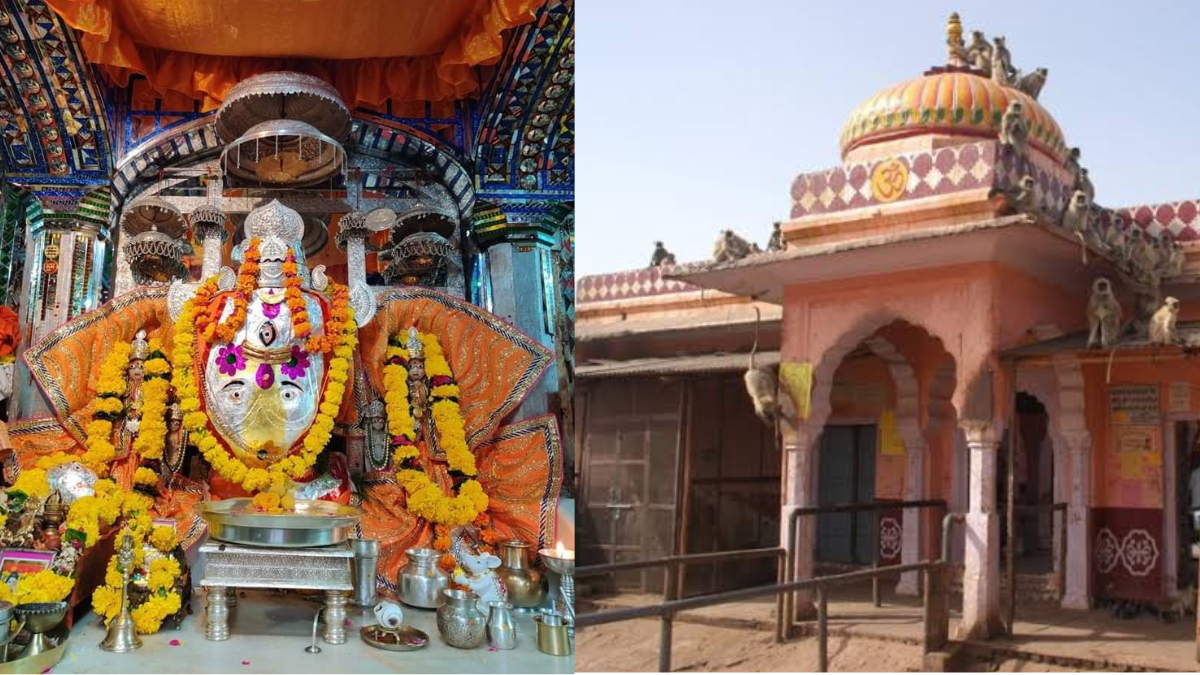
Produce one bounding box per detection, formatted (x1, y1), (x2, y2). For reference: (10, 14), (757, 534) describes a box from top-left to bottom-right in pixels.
(575, 619), (1088, 672)
(576, 618), (922, 672)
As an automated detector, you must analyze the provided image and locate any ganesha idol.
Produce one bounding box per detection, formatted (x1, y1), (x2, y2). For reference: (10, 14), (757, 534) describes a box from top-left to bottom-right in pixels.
(11, 200), (563, 596)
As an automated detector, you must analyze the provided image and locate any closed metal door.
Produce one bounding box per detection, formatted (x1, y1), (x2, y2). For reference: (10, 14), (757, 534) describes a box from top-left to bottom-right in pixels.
(817, 425), (877, 564)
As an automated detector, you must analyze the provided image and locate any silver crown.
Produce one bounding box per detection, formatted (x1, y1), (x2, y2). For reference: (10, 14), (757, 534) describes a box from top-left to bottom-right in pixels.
(245, 200), (304, 244)
(232, 200), (313, 286)
(405, 327), (424, 360)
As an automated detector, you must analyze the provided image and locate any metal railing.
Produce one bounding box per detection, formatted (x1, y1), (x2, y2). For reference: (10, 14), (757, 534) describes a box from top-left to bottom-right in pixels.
(783, 499), (948, 629)
(577, 547), (787, 672)
(577, 559), (945, 672)
(576, 504), (960, 672)
(575, 506), (1082, 671)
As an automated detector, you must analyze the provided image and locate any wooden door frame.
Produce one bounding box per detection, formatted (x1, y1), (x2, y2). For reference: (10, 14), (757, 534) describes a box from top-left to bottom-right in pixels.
(1165, 414), (1200, 598)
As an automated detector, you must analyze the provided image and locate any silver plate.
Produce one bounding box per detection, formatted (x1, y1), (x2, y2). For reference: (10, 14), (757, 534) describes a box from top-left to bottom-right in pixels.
(196, 499), (363, 548)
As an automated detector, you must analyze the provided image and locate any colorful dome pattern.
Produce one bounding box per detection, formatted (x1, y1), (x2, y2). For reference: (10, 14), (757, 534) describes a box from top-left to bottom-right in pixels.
(839, 70), (1068, 164)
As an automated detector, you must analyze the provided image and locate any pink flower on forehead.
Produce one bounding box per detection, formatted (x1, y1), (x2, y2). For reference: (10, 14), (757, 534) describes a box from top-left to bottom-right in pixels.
(217, 344), (246, 376)
(280, 345), (310, 379)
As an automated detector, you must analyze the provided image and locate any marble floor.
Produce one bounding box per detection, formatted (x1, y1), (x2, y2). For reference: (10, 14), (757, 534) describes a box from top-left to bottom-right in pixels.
(47, 590), (574, 674)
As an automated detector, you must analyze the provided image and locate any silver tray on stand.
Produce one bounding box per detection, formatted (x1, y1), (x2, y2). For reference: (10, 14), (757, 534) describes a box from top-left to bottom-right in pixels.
(197, 499), (363, 548)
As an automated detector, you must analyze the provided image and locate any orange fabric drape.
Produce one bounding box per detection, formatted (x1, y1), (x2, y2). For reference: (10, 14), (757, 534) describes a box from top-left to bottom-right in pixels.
(23, 288), (176, 444)
(44, 0), (547, 110)
(360, 415), (561, 597)
(357, 290), (553, 449)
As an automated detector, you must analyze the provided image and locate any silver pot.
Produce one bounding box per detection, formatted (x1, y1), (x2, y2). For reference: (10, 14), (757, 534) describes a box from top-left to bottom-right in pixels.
(0, 600), (12, 644)
(350, 538), (381, 607)
(487, 601), (517, 650)
(399, 547), (447, 609)
(436, 589), (486, 649)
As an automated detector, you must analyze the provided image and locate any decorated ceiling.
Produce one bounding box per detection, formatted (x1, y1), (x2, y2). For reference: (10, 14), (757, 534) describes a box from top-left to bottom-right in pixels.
(0, 0), (572, 219)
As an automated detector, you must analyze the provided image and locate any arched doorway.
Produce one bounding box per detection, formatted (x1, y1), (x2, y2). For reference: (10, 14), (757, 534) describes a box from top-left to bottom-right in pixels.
(807, 320), (957, 579)
(1000, 393), (1057, 576)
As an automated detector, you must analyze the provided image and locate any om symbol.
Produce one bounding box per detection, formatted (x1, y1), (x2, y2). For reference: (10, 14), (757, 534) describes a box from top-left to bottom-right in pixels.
(870, 158), (909, 203)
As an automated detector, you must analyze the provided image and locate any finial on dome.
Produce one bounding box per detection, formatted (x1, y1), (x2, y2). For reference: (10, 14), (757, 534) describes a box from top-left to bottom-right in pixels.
(946, 13), (966, 68)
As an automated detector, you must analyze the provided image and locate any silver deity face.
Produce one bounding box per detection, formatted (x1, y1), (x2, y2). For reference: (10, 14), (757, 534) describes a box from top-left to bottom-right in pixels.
(257, 236), (289, 288)
(257, 258), (286, 288)
(203, 291), (326, 461)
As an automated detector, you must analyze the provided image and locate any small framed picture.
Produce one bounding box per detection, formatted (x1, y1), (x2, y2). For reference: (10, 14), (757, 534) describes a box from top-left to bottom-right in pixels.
(0, 548), (54, 591)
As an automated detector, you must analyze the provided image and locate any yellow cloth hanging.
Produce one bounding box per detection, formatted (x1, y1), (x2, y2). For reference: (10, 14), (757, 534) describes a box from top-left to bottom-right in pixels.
(878, 408), (905, 456)
(779, 361), (813, 421)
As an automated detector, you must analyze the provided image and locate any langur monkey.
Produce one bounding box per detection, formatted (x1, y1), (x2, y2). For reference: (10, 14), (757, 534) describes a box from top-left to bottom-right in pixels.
(1149, 296), (1180, 346)
(744, 305), (797, 429)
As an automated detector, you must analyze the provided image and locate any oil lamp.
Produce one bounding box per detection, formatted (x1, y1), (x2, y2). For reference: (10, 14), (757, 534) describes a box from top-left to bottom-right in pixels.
(539, 541), (575, 637)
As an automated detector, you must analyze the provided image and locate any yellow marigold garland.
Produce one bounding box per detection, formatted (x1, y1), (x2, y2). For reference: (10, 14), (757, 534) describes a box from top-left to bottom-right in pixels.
(133, 466), (158, 486)
(10, 468), (49, 498)
(174, 277), (357, 494)
(0, 570), (74, 606)
(384, 330), (488, 527)
(283, 248), (311, 340)
(93, 501), (181, 634)
(131, 355), (171, 462)
(82, 340), (135, 474)
(205, 239), (260, 344)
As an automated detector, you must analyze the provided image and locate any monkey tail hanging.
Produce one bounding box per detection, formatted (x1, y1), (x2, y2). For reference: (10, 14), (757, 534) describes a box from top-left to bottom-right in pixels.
(749, 304), (761, 370)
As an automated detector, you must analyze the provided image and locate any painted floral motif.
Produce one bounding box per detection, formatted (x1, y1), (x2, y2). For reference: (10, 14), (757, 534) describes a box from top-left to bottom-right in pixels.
(281, 346), (311, 379)
(1095, 528), (1120, 574)
(879, 516), (902, 560)
(1120, 529), (1159, 577)
(216, 345), (245, 376)
(255, 363), (275, 390)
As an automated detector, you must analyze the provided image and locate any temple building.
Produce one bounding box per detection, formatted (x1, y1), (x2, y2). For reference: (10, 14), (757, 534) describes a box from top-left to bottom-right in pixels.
(578, 13), (1200, 640)
(0, 1), (573, 671)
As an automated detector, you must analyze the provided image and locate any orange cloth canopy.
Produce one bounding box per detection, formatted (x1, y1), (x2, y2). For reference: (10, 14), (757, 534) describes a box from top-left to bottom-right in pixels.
(45, 0), (547, 110)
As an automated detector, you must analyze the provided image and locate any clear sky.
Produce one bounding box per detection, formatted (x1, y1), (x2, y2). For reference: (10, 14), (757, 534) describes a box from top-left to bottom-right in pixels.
(575, 1), (1200, 277)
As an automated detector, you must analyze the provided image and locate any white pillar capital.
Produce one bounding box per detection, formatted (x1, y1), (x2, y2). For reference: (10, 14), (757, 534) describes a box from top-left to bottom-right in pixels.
(961, 420), (1002, 448)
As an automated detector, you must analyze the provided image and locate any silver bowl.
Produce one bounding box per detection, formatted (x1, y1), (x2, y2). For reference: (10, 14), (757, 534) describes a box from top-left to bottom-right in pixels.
(196, 499), (363, 548)
(14, 602), (67, 657)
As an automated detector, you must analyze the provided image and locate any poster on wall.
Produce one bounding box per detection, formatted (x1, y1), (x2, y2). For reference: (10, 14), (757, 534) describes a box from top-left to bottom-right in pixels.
(1104, 425), (1163, 509)
(1109, 385), (1161, 426)
(1169, 381), (1191, 413)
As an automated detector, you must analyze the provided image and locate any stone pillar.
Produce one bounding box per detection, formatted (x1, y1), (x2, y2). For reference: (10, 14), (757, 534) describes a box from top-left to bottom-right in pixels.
(471, 203), (558, 421)
(959, 420), (1003, 639)
(896, 423), (926, 596)
(1060, 431), (1092, 609)
(781, 424), (821, 616)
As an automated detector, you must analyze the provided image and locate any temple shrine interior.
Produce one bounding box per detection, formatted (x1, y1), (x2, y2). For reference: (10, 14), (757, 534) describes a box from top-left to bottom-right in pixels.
(577, 10), (1200, 663)
(0, 1), (574, 673)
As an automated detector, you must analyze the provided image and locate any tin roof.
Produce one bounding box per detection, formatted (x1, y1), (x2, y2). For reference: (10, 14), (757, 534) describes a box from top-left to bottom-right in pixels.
(578, 351), (781, 379)
(1002, 322), (1200, 359)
